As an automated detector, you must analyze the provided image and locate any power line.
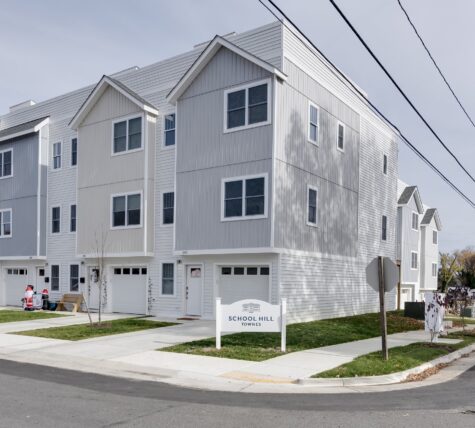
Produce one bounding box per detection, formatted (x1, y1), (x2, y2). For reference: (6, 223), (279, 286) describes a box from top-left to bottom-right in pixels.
(257, 0), (475, 208)
(397, 0), (475, 130)
(326, 0), (475, 185)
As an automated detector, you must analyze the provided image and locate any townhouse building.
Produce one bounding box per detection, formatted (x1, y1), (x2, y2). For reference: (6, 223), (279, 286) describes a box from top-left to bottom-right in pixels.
(0, 21), (400, 322)
(396, 180), (442, 305)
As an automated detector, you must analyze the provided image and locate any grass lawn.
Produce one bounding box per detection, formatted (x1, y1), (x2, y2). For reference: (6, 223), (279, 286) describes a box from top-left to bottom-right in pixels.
(0, 310), (65, 324)
(13, 317), (177, 341)
(445, 316), (475, 326)
(313, 330), (475, 378)
(162, 311), (424, 362)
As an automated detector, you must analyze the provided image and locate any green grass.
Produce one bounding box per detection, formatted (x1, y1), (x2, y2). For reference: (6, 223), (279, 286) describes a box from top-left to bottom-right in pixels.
(313, 330), (475, 378)
(162, 311), (424, 362)
(445, 316), (475, 326)
(13, 317), (177, 341)
(0, 310), (65, 324)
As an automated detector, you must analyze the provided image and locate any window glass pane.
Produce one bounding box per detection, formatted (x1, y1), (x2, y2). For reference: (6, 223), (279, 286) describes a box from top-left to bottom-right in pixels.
(70, 265), (79, 292)
(51, 265), (59, 291)
(113, 196), (126, 227)
(248, 84), (267, 125)
(3, 151), (12, 176)
(383, 155), (388, 174)
(308, 189), (317, 224)
(162, 263), (174, 295)
(338, 124), (344, 149)
(248, 103), (267, 125)
(163, 192), (174, 224)
(114, 268), (121, 275)
(228, 90), (245, 110)
(123, 268), (130, 275)
(222, 267), (232, 275)
(224, 180), (243, 217)
(382, 216), (387, 241)
(132, 268), (140, 275)
(225, 181), (242, 199)
(310, 105), (318, 124)
(141, 268), (147, 275)
(128, 117), (142, 150)
(165, 114), (175, 131)
(227, 89), (246, 129)
(247, 267), (258, 275)
(246, 178), (264, 197)
(165, 129), (175, 147)
(52, 207), (60, 233)
(70, 205), (76, 232)
(227, 109), (245, 129)
(245, 178), (265, 216)
(114, 121), (127, 153)
(245, 196), (264, 216)
(234, 267), (244, 275)
(127, 194), (141, 225)
(71, 138), (77, 166)
(260, 267), (270, 275)
(225, 199), (242, 217)
(248, 84), (267, 105)
(309, 124), (317, 142)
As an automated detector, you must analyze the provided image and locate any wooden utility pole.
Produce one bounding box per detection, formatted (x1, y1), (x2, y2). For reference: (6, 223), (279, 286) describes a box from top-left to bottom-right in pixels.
(378, 256), (389, 360)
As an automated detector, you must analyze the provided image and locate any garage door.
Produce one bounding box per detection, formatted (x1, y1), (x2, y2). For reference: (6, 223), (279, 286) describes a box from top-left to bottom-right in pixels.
(219, 266), (270, 304)
(5, 268), (28, 307)
(111, 267), (147, 314)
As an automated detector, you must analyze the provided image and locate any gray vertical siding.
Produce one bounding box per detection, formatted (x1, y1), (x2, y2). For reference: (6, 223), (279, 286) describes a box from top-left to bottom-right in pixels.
(400, 198), (420, 284)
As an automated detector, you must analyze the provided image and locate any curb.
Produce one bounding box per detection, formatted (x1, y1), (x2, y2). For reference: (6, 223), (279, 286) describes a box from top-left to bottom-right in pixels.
(297, 343), (475, 387)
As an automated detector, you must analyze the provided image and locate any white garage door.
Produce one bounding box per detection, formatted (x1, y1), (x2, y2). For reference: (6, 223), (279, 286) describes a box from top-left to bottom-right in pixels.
(219, 266), (270, 304)
(5, 268), (28, 307)
(111, 267), (147, 314)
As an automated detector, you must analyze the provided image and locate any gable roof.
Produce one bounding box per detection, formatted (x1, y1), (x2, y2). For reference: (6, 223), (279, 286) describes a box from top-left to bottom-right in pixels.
(69, 75), (158, 130)
(0, 117), (49, 142)
(166, 36), (287, 104)
(421, 208), (442, 230)
(397, 185), (424, 213)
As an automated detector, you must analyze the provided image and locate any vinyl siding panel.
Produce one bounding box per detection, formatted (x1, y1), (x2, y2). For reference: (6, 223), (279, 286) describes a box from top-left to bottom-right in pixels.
(399, 199), (420, 284)
(420, 218), (438, 291)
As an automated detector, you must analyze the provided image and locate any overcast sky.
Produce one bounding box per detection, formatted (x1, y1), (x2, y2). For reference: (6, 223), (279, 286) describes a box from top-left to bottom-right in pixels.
(1, 0), (473, 253)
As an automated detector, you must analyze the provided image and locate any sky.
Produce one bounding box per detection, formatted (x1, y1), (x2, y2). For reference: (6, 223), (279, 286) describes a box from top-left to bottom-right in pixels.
(0, 0), (474, 253)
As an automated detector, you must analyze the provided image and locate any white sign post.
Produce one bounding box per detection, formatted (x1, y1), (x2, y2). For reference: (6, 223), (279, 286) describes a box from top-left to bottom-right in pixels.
(216, 298), (287, 352)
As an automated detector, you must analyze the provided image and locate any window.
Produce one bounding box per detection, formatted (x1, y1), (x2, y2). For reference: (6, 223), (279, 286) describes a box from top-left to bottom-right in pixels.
(52, 207), (61, 234)
(51, 265), (60, 291)
(433, 230), (438, 245)
(70, 265), (79, 292)
(71, 138), (77, 166)
(336, 122), (345, 151)
(164, 113), (176, 147)
(234, 267), (245, 275)
(412, 212), (419, 231)
(225, 81), (269, 130)
(432, 263), (438, 277)
(0, 149), (13, 178)
(223, 175), (266, 220)
(112, 193), (141, 228)
(70, 205), (76, 232)
(161, 263), (174, 295)
(53, 142), (61, 169)
(0, 209), (12, 237)
(308, 103), (319, 144)
(307, 187), (318, 226)
(411, 252), (418, 270)
(162, 192), (174, 224)
(247, 267), (258, 275)
(222, 267), (232, 275)
(260, 267), (270, 275)
(382, 215), (388, 241)
(113, 116), (142, 153)
(383, 154), (388, 175)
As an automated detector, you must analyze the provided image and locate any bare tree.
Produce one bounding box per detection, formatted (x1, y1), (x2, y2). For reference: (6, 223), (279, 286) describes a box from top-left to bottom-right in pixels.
(92, 227), (109, 325)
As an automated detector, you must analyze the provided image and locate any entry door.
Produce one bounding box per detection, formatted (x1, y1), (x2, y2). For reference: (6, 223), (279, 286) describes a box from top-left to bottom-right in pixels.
(35, 267), (45, 292)
(87, 267), (100, 310)
(186, 265), (202, 316)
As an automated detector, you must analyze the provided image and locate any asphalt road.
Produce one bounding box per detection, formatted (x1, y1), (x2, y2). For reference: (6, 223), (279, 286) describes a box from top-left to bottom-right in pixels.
(0, 359), (474, 428)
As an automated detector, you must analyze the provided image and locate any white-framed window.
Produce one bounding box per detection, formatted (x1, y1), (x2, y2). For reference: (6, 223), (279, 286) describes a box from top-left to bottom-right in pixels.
(70, 265), (79, 292)
(383, 154), (388, 175)
(0, 208), (12, 238)
(161, 263), (175, 296)
(51, 265), (60, 291)
(111, 192), (142, 228)
(53, 142), (62, 169)
(411, 212), (419, 231)
(0, 148), (13, 178)
(70, 204), (77, 233)
(164, 113), (176, 147)
(112, 115), (143, 154)
(307, 186), (318, 226)
(433, 230), (438, 245)
(336, 121), (345, 151)
(222, 174), (267, 221)
(71, 138), (78, 166)
(224, 79), (270, 132)
(51, 206), (61, 234)
(432, 262), (438, 277)
(382, 215), (388, 241)
(411, 251), (418, 270)
(308, 102), (319, 144)
(162, 192), (174, 225)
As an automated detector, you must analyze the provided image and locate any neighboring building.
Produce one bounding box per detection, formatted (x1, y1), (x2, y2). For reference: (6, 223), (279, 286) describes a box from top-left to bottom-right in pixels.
(396, 180), (441, 305)
(0, 21), (399, 322)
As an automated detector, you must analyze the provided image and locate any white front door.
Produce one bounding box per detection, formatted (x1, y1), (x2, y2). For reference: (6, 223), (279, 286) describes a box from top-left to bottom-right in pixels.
(186, 265), (202, 316)
(87, 266), (100, 310)
(35, 267), (45, 292)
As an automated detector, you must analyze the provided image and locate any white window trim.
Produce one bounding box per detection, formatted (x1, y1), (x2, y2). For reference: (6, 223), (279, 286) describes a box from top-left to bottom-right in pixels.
(111, 113), (144, 157)
(306, 185), (318, 227)
(308, 101), (320, 145)
(432, 262), (438, 277)
(51, 205), (61, 235)
(411, 211), (419, 231)
(160, 261), (176, 297)
(383, 154), (388, 176)
(69, 203), (77, 234)
(411, 251), (418, 270)
(110, 190), (143, 230)
(162, 111), (176, 150)
(161, 189), (175, 227)
(381, 215), (388, 242)
(223, 78), (272, 134)
(52, 141), (62, 171)
(0, 208), (12, 238)
(0, 148), (13, 179)
(70, 137), (78, 168)
(336, 121), (345, 152)
(221, 173), (268, 222)
(69, 264), (80, 292)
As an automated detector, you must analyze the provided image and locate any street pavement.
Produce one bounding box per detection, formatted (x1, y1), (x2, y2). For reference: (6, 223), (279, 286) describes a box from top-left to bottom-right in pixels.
(0, 358), (474, 428)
